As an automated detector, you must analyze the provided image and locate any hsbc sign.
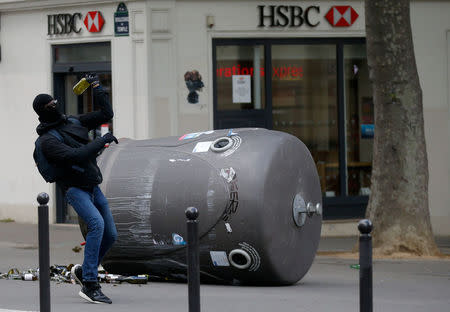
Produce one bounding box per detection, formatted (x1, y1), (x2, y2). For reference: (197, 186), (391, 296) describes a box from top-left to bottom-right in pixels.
(258, 5), (359, 28)
(48, 11), (105, 35)
(84, 11), (105, 32)
(325, 6), (359, 27)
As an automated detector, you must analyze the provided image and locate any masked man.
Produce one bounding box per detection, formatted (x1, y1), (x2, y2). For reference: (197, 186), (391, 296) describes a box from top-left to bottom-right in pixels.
(33, 74), (118, 304)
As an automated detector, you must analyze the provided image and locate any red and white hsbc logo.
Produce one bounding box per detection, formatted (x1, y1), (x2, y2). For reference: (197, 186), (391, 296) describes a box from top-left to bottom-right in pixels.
(325, 6), (359, 27)
(47, 11), (106, 35)
(84, 11), (105, 32)
(257, 5), (359, 28)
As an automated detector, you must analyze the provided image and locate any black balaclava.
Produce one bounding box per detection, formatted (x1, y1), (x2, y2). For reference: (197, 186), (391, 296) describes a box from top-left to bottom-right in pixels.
(33, 93), (63, 123)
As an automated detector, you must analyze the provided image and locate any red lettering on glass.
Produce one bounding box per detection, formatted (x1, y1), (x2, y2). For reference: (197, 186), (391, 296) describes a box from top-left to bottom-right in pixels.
(217, 66), (302, 78)
(292, 67), (298, 77)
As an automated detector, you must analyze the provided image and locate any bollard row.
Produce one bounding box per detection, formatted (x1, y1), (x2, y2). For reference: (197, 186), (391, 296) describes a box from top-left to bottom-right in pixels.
(186, 207), (200, 312)
(34, 193), (369, 312)
(37, 192), (51, 312)
(358, 219), (373, 312)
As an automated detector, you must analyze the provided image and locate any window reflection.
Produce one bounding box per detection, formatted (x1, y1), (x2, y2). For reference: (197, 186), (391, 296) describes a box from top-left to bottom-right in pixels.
(344, 45), (373, 196)
(214, 40), (373, 201)
(54, 43), (111, 63)
(216, 45), (265, 110)
(271, 45), (340, 196)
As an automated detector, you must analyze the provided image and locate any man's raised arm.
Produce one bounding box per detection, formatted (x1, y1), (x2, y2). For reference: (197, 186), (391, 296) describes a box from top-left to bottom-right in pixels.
(78, 74), (114, 130)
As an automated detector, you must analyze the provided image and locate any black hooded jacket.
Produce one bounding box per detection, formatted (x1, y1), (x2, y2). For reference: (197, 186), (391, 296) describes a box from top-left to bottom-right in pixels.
(36, 87), (114, 190)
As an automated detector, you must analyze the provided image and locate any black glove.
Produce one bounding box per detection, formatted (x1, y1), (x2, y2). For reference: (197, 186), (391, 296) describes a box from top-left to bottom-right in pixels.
(85, 73), (100, 88)
(102, 133), (118, 144)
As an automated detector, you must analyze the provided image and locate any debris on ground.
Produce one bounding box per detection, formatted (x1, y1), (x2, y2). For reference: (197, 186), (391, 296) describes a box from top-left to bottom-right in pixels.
(0, 265), (149, 284)
(72, 246), (82, 253)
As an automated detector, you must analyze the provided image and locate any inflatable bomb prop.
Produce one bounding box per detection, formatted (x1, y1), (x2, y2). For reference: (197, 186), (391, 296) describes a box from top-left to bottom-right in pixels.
(94, 128), (322, 285)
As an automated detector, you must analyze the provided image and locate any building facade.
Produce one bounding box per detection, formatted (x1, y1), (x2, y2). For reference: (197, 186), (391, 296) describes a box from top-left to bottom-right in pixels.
(0, 0), (448, 235)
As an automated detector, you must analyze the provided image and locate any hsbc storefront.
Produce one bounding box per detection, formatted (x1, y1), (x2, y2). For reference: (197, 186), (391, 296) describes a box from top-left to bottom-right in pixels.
(207, 0), (450, 233)
(0, 1), (137, 223)
(213, 3), (371, 219)
(0, 0), (449, 235)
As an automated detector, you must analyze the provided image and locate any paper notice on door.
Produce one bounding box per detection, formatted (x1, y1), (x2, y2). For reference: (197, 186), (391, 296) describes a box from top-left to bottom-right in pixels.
(232, 75), (251, 103)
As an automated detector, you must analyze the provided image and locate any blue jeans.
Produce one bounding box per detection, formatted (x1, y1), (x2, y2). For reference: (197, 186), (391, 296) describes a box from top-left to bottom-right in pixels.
(66, 186), (117, 282)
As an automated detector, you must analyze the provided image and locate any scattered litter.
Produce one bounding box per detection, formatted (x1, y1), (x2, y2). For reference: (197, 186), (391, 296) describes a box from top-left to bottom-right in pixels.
(72, 246), (82, 253)
(50, 264), (74, 283)
(0, 265), (149, 285)
(1, 268), (21, 280)
(22, 273), (38, 281)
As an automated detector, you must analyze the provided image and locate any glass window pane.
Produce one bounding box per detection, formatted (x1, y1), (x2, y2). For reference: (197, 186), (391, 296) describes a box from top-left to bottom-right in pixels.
(272, 45), (339, 196)
(64, 74), (79, 116)
(54, 43), (111, 63)
(216, 45), (265, 110)
(344, 44), (373, 196)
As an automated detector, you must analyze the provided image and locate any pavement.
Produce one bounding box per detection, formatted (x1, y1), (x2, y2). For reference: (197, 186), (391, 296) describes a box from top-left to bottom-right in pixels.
(0, 222), (449, 312)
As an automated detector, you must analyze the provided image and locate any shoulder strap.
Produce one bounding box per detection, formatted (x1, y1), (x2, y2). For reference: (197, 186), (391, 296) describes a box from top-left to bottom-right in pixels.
(47, 129), (63, 142)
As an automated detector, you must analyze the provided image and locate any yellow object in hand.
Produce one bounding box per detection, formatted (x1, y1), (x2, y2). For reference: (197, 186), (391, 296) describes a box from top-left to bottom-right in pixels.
(72, 78), (91, 95)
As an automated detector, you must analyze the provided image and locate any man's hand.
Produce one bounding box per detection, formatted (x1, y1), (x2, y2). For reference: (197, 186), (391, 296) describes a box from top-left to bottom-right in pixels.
(102, 133), (118, 145)
(85, 73), (100, 88)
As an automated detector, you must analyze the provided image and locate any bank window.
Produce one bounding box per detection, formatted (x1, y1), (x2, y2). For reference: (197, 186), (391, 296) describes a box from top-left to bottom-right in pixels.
(54, 42), (111, 64)
(216, 45), (266, 110)
(213, 38), (373, 218)
(271, 44), (340, 196)
(344, 44), (373, 196)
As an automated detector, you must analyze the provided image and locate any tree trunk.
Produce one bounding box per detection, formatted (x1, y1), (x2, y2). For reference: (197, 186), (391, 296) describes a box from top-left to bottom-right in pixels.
(365, 0), (439, 255)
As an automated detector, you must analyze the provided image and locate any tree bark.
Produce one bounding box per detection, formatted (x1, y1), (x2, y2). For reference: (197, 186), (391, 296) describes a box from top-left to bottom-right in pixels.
(365, 0), (439, 255)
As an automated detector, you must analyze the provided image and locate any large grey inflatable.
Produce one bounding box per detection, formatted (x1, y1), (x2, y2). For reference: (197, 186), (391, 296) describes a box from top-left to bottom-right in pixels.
(94, 128), (322, 285)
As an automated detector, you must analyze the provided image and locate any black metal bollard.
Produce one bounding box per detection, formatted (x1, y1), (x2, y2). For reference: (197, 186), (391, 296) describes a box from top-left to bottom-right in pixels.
(358, 219), (373, 312)
(37, 192), (51, 312)
(185, 207), (200, 312)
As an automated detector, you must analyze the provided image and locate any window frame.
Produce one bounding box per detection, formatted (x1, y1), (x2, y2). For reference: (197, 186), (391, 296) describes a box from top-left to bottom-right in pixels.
(213, 37), (369, 219)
